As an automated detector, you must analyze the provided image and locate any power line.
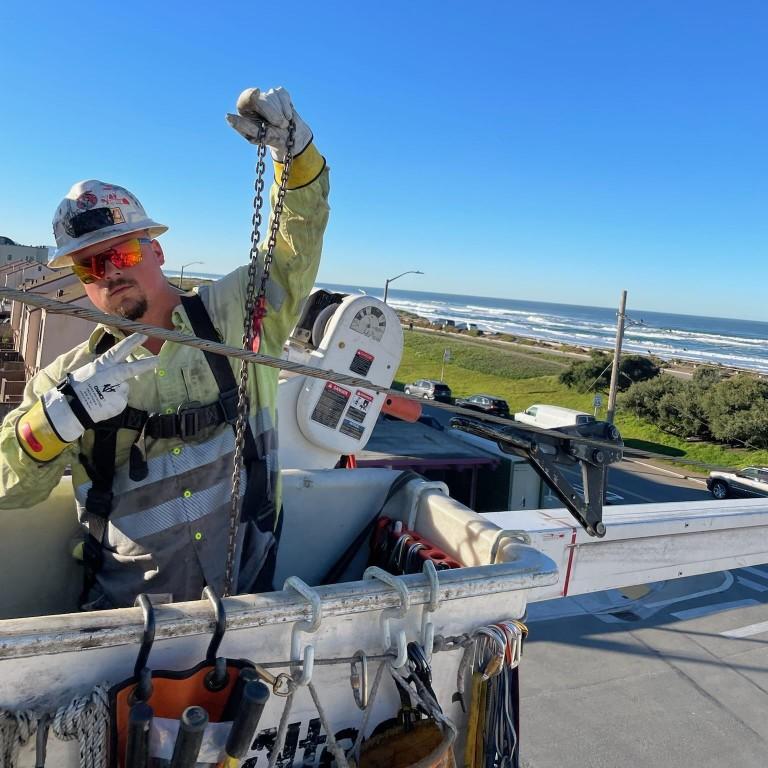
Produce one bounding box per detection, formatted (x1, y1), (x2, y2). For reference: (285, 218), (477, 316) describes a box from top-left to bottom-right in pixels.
(2, 287), (760, 474)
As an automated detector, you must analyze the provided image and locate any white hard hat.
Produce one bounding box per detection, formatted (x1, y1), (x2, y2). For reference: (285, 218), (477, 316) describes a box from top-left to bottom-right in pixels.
(49, 180), (168, 267)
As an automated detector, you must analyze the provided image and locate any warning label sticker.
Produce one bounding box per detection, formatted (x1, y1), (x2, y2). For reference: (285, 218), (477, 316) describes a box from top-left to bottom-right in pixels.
(346, 390), (373, 424)
(340, 418), (365, 440)
(311, 382), (351, 429)
(350, 349), (374, 377)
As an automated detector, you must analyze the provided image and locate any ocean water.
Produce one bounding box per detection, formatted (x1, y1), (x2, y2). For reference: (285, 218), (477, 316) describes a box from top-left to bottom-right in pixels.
(318, 283), (768, 374)
(168, 270), (768, 373)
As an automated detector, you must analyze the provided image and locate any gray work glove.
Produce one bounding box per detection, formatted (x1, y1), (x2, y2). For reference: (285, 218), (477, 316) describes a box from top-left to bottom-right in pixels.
(226, 86), (313, 161)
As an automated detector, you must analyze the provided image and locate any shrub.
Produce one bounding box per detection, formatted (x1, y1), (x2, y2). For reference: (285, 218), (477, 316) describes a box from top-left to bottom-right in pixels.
(703, 375), (768, 448)
(560, 351), (660, 393)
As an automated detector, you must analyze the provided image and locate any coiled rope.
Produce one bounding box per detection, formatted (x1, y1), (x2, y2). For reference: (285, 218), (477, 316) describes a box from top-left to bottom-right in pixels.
(0, 682), (109, 768)
(0, 708), (35, 766)
(51, 683), (110, 768)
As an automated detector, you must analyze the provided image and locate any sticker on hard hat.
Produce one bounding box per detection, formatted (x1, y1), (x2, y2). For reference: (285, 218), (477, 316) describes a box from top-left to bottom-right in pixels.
(77, 192), (97, 210)
(110, 207), (125, 224)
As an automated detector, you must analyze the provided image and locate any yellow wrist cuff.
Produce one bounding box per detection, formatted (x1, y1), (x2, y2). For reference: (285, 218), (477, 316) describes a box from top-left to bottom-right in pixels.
(274, 143), (326, 190)
(16, 400), (71, 462)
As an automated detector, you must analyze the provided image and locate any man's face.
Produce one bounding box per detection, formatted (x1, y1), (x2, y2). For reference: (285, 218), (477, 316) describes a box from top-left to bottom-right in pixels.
(71, 233), (167, 321)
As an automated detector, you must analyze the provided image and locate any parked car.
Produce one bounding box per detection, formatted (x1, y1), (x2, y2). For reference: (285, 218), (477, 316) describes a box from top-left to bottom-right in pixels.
(514, 404), (595, 429)
(403, 379), (453, 402)
(454, 394), (510, 417)
(707, 467), (768, 500)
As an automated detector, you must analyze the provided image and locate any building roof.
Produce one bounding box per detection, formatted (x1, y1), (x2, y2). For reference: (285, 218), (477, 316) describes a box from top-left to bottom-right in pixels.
(358, 416), (501, 470)
(0, 237), (18, 246)
(0, 260), (28, 275)
(18, 272), (76, 294)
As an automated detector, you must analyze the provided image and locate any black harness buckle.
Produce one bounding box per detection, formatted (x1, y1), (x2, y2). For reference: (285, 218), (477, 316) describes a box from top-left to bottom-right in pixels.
(218, 388), (240, 425)
(177, 401), (202, 439)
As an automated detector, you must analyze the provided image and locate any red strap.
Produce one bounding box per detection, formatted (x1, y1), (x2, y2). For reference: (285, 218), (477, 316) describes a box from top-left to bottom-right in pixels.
(250, 296), (267, 353)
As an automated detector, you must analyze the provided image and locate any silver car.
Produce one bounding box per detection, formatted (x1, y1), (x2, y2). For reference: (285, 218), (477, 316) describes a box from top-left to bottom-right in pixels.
(403, 379), (453, 402)
(707, 466), (768, 499)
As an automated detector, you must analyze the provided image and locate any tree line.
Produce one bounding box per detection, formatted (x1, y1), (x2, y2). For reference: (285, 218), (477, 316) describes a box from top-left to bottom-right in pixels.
(559, 351), (768, 448)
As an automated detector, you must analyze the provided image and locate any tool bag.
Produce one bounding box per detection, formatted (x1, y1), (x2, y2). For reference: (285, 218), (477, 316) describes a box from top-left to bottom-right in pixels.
(108, 592), (259, 767)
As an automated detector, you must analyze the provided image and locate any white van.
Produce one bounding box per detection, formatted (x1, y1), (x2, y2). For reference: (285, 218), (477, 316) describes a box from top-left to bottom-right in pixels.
(514, 403), (596, 429)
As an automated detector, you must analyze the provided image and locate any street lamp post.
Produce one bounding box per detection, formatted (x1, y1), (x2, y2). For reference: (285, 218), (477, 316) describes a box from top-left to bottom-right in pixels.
(383, 270), (423, 304)
(178, 261), (204, 290)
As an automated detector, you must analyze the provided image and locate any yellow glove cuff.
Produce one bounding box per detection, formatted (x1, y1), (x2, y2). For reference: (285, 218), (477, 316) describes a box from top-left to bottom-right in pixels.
(15, 400), (71, 462)
(273, 143), (326, 190)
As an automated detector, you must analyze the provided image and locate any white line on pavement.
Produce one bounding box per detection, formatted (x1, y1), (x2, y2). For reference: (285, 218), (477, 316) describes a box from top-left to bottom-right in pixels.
(721, 619), (768, 638)
(611, 486), (658, 504)
(671, 599), (758, 621)
(736, 576), (768, 593)
(645, 571), (734, 609)
(623, 458), (707, 484)
(743, 566), (768, 580)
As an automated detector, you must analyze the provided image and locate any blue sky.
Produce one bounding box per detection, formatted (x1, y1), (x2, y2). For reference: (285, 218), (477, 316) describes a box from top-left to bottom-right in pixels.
(1, 2), (766, 319)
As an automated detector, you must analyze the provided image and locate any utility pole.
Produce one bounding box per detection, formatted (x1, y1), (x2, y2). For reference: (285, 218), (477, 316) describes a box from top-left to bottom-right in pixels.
(606, 290), (627, 424)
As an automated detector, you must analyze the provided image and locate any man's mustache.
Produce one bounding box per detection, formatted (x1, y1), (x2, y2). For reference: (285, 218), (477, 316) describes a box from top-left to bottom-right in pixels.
(108, 279), (136, 294)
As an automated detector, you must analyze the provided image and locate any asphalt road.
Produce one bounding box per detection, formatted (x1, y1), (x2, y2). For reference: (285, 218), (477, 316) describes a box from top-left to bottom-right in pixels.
(577, 457), (710, 505)
(520, 448), (768, 766)
(523, 566), (768, 767)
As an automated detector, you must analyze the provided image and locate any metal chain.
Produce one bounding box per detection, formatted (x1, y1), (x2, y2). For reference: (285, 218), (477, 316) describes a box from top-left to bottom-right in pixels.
(224, 120), (296, 596)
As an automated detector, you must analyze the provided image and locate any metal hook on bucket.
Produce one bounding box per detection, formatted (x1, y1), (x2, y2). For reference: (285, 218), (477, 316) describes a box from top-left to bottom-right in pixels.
(350, 650), (369, 710)
(363, 566), (410, 668)
(202, 586), (228, 690)
(421, 560), (441, 662)
(132, 594), (155, 703)
(283, 576), (322, 687)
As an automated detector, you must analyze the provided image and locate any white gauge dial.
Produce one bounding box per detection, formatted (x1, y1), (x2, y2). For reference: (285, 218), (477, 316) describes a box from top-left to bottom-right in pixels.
(350, 305), (387, 341)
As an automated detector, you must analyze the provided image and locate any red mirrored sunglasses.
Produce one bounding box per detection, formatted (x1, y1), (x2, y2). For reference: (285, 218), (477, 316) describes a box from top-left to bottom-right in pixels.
(71, 238), (149, 284)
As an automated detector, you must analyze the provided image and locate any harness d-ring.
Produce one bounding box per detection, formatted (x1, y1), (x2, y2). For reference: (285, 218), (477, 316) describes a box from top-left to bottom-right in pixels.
(283, 576), (322, 687)
(202, 586), (228, 690)
(363, 566), (410, 668)
(132, 594), (155, 703)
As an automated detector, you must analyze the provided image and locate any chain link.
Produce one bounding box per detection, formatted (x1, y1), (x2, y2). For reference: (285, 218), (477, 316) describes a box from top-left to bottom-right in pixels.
(223, 121), (296, 596)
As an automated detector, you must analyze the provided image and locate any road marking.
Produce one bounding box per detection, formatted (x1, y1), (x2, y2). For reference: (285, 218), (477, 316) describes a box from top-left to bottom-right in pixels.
(645, 571), (734, 609)
(743, 566), (768, 580)
(623, 458), (707, 484)
(721, 620), (768, 639)
(671, 599), (758, 621)
(736, 576), (768, 593)
(611, 486), (658, 504)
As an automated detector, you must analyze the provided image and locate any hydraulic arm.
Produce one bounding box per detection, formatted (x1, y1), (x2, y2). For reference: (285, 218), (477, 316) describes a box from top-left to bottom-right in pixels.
(449, 417), (624, 537)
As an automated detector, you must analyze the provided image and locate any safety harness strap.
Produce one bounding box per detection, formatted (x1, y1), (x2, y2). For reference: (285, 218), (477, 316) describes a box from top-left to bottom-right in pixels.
(180, 294), (260, 462)
(117, 394), (240, 440)
(180, 294), (275, 535)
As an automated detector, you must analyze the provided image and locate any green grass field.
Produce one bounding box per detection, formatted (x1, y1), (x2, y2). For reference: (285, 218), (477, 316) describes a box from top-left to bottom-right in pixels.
(395, 329), (768, 473)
